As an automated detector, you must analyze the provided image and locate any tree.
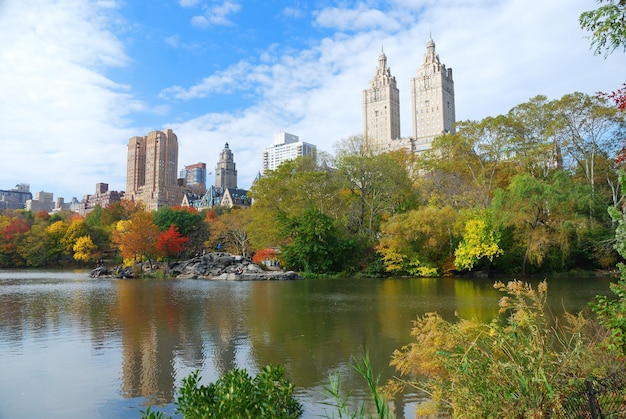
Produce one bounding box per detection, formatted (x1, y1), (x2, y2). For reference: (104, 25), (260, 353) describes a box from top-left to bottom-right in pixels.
(552, 92), (625, 210)
(154, 206), (207, 256)
(16, 221), (49, 267)
(495, 172), (588, 275)
(277, 206), (357, 274)
(157, 225), (189, 260)
(208, 209), (252, 257)
(248, 156), (342, 250)
(579, 0), (626, 56)
(73, 236), (97, 262)
(376, 205), (462, 276)
(337, 148), (414, 241)
(111, 210), (160, 266)
(454, 218), (503, 272)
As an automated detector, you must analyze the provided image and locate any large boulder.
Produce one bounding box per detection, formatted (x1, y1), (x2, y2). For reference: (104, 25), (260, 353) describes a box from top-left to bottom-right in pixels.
(167, 252), (301, 281)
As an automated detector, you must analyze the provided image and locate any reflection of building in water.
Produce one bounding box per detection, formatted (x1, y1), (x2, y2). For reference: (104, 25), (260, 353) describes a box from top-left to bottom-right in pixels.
(117, 282), (179, 402)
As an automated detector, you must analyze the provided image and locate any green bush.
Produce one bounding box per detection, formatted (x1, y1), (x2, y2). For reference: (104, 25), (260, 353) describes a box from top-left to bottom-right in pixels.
(142, 365), (302, 419)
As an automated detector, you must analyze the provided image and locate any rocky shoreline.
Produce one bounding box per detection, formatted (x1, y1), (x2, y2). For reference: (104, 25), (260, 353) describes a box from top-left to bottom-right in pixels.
(89, 252), (301, 281)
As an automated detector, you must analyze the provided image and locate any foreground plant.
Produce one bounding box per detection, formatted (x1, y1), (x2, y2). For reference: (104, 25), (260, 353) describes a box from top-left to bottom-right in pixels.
(141, 365), (302, 419)
(322, 352), (394, 419)
(385, 280), (621, 418)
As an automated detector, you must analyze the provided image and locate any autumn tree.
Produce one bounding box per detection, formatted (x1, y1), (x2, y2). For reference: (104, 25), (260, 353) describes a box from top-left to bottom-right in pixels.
(454, 217), (503, 272)
(376, 205), (462, 276)
(209, 208), (252, 257)
(157, 225), (189, 260)
(154, 206), (208, 256)
(73, 236), (97, 263)
(111, 210), (160, 266)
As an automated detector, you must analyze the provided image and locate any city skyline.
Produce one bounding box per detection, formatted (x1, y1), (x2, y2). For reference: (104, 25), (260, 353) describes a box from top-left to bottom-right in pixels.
(1, 0), (625, 200)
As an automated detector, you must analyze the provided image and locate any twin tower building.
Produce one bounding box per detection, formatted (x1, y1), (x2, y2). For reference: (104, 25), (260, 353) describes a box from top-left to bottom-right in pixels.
(363, 36), (455, 153)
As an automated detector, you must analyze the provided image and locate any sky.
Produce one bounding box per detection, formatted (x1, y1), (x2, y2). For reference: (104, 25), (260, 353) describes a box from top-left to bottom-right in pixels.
(1, 0), (625, 201)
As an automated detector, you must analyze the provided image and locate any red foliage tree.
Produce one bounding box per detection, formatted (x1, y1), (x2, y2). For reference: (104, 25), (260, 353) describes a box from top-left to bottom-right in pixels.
(157, 225), (189, 259)
(252, 247), (278, 265)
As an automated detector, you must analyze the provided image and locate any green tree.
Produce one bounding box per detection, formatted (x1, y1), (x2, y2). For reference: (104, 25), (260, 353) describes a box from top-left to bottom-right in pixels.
(337, 147), (414, 241)
(579, 0), (626, 56)
(16, 220), (49, 267)
(248, 156), (342, 251)
(277, 205), (356, 274)
(495, 172), (589, 275)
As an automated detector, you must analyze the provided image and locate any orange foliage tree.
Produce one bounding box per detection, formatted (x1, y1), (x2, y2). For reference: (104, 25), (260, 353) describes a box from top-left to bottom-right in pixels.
(111, 210), (160, 266)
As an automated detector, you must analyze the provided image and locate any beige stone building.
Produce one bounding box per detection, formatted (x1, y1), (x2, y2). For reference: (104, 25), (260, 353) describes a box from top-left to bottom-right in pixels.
(362, 49), (401, 152)
(410, 36), (456, 152)
(215, 142), (238, 189)
(362, 37), (456, 154)
(125, 129), (184, 210)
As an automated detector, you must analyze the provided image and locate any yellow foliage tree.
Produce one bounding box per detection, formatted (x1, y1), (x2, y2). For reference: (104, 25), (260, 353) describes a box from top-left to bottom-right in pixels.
(73, 235), (97, 262)
(454, 218), (503, 271)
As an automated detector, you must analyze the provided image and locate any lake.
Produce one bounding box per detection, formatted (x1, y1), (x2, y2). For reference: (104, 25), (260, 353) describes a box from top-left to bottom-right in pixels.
(0, 270), (615, 418)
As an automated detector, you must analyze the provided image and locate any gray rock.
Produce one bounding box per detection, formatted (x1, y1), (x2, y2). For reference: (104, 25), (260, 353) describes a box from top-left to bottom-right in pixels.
(167, 252), (301, 281)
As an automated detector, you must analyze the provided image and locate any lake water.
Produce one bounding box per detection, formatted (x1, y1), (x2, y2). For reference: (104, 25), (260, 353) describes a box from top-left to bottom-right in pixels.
(0, 270), (615, 418)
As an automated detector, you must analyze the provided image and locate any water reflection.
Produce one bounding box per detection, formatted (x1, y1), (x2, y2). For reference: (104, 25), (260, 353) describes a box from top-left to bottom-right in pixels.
(0, 271), (614, 419)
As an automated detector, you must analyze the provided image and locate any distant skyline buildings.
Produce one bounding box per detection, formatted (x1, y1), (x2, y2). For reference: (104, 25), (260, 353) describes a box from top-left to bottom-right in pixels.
(263, 132), (317, 172)
(180, 162), (207, 190)
(3, 42), (453, 211)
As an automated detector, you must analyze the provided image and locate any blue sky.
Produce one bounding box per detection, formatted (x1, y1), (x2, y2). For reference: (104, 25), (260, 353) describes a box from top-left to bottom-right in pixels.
(1, 0), (625, 201)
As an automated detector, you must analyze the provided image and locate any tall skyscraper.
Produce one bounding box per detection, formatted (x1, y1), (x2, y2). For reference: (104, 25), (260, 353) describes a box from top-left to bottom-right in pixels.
(215, 143), (237, 190)
(125, 129), (182, 210)
(362, 49), (401, 152)
(262, 132), (317, 172)
(410, 36), (456, 152)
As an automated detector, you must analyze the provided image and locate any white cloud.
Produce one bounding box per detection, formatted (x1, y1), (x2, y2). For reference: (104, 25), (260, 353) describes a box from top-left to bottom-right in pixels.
(314, 4), (401, 32)
(191, 1), (241, 28)
(0, 0), (139, 198)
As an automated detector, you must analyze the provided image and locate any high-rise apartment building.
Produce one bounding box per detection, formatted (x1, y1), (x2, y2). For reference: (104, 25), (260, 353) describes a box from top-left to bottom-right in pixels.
(362, 49), (401, 152)
(180, 162), (207, 190)
(410, 36), (456, 152)
(262, 132), (317, 172)
(125, 129), (183, 210)
(361, 37), (456, 154)
(215, 143), (237, 190)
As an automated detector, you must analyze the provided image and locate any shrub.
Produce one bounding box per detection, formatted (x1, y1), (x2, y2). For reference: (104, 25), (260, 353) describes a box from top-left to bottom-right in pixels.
(142, 365), (302, 419)
(385, 280), (622, 418)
